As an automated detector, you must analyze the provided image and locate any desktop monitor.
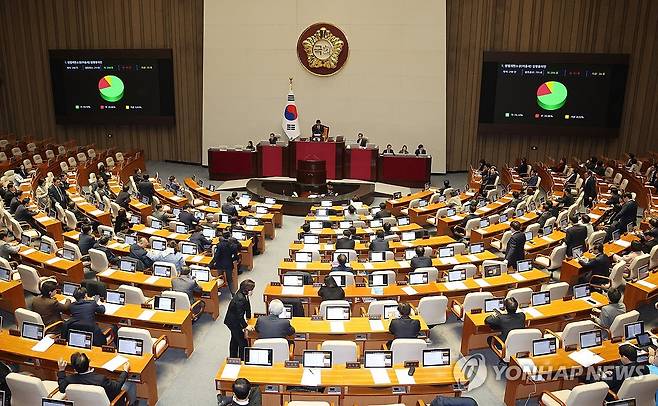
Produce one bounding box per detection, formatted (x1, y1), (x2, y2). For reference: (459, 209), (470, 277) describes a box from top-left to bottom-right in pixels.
(309, 221), (323, 230)
(61, 247), (76, 261)
(516, 209), (524, 217)
(405, 249), (417, 260)
(637, 264), (649, 280)
(117, 337), (144, 356)
(181, 243), (198, 255)
(231, 231), (247, 241)
(150, 218), (162, 230)
(209, 200), (219, 208)
(330, 274), (347, 287)
(321, 200), (332, 207)
(119, 259), (137, 273)
(245, 217), (259, 226)
(283, 274), (304, 287)
(409, 272), (429, 285)
(368, 273), (388, 287)
(398, 217), (410, 226)
(106, 290), (126, 305)
(499, 214), (508, 223)
(124, 234), (137, 245)
(370, 219), (383, 228)
(532, 337), (557, 356)
(448, 269), (466, 282)
(62, 282), (79, 297)
(479, 219), (490, 228)
(129, 214), (141, 225)
(604, 400), (636, 406)
(364, 350), (393, 368)
(316, 209), (328, 217)
(339, 221), (352, 229)
(543, 226), (553, 235)
(423, 349), (450, 367)
(382, 304), (398, 319)
(68, 329), (93, 349)
(418, 200), (428, 207)
(517, 259), (532, 273)
(21, 235), (31, 246)
(302, 351), (332, 368)
(573, 284), (591, 299)
(484, 264), (501, 277)
(255, 206), (268, 215)
(579, 329), (603, 349)
(39, 240), (52, 254)
(560, 218), (568, 229)
(524, 231), (533, 242)
(175, 224), (188, 234)
(151, 239), (166, 251)
(624, 321), (644, 341)
(446, 208), (456, 217)
(21, 321), (45, 340)
(265, 197), (276, 205)
(370, 252), (385, 262)
(0, 267), (10, 282)
(484, 298), (504, 313)
(393, 192), (402, 199)
(172, 208), (181, 218)
(295, 252), (313, 263)
(325, 305), (350, 320)
(303, 234), (320, 244)
(154, 296), (176, 312)
(279, 304), (293, 320)
(202, 227), (215, 239)
(371, 207), (381, 216)
(531, 291), (551, 307)
(190, 266), (210, 282)
(469, 243), (485, 254)
(528, 202), (536, 211)
(244, 347), (273, 367)
(219, 214), (230, 224)
(153, 264), (172, 277)
(438, 247), (454, 258)
(611, 229), (621, 241)
(401, 231), (416, 241)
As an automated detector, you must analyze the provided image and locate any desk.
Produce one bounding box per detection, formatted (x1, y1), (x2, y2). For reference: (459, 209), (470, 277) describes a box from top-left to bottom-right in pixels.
(435, 195), (513, 236)
(623, 270), (658, 310)
(296, 224), (424, 243)
(257, 143), (289, 177)
(0, 280), (26, 313)
(19, 245), (84, 282)
(523, 231), (566, 259)
(378, 155), (431, 188)
(344, 147), (378, 181)
(183, 177), (221, 203)
(386, 190), (436, 216)
(67, 190), (112, 226)
(215, 361), (465, 406)
(152, 179), (188, 208)
(289, 140), (345, 179)
(208, 148), (258, 180)
(248, 200), (284, 228)
(108, 180), (152, 222)
(0, 330), (159, 405)
(408, 192), (475, 225)
(470, 212), (539, 247)
(461, 292), (608, 355)
(34, 212), (64, 246)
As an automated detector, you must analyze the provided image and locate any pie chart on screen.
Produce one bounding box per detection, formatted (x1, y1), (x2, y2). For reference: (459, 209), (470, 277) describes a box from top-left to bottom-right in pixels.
(536, 81), (567, 110)
(98, 75), (124, 102)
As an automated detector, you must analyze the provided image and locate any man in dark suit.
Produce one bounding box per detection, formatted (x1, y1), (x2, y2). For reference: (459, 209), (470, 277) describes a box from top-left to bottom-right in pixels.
(336, 229), (356, 249)
(78, 224), (96, 256)
(311, 119), (324, 141)
(537, 202), (556, 228)
(210, 233), (239, 295)
(8, 194), (20, 213)
(178, 205), (199, 229)
(92, 236), (118, 265)
(2, 183), (18, 208)
(48, 178), (68, 209)
(136, 174), (155, 203)
(595, 344), (648, 396)
(556, 188), (575, 209)
(509, 191), (523, 209)
(564, 218), (588, 257)
(190, 225), (213, 252)
(221, 196), (239, 216)
(484, 297), (526, 346)
(255, 299), (295, 339)
(356, 132), (368, 147)
(58, 352), (135, 405)
(369, 230), (389, 252)
(578, 243), (611, 283)
(67, 287), (107, 346)
(582, 170), (597, 208)
(414, 144), (427, 156)
(563, 170), (578, 188)
(374, 202), (391, 219)
(331, 253), (353, 273)
(606, 192), (638, 241)
(410, 246), (433, 270)
(517, 158), (529, 176)
(129, 237), (154, 269)
(389, 303), (420, 341)
(505, 221), (526, 270)
(217, 378), (262, 406)
(452, 204), (479, 239)
(525, 169), (540, 189)
(14, 197), (37, 226)
(115, 184), (131, 209)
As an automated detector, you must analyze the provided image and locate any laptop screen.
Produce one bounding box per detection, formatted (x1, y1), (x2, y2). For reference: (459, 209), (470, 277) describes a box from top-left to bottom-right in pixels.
(21, 321), (44, 340)
(62, 282), (79, 297)
(409, 272), (428, 285)
(150, 219), (162, 229)
(68, 329), (93, 349)
(119, 259), (137, 272)
(325, 306), (350, 320)
(295, 252), (313, 263)
(531, 291), (551, 307)
(401, 231), (416, 241)
(448, 269), (466, 282)
(484, 265), (500, 277)
(106, 290), (125, 305)
(398, 217), (410, 226)
(370, 252), (385, 262)
(61, 247), (76, 261)
(118, 337), (144, 356)
(532, 337), (557, 356)
(176, 224), (188, 234)
(181, 243), (198, 255)
(438, 247), (454, 258)
(422, 349), (450, 367)
(244, 347), (273, 366)
(151, 239), (166, 251)
(484, 298), (504, 313)
(469, 243), (484, 254)
(39, 240), (51, 254)
(579, 329), (603, 349)
(517, 259), (532, 273)
(303, 234), (320, 244)
(309, 221), (323, 230)
(368, 273), (388, 287)
(154, 296), (176, 312)
(572, 284), (590, 299)
(364, 350), (393, 368)
(370, 219), (383, 228)
(41, 399), (74, 406)
(302, 351), (332, 368)
(124, 234), (137, 245)
(283, 274), (304, 287)
(153, 264), (171, 277)
(624, 321), (644, 340)
(0, 267), (10, 282)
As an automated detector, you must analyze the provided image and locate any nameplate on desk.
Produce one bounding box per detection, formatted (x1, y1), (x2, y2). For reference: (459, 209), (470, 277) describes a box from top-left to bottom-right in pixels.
(283, 258), (293, 262)
(515, 351), (530, 358)
(312, 282), (322, 288)
(404, 361), (419, 368)
(346, 362), (361, 369)
(471, 308), (482, 314)
(264, 384), (279, 393)
(355, 333), (368, 341)
(610, 336), (623, 344)
(396, 280), (408, 285)
(369, 315), (381, 320)
(253, 313), (265, 318)
(270, 281), (281, 286)
(284, 360), (300, 368)
(102, 345), (116, 353)
(55, 338), (67, 345)
(320, 259), (330, 263)
(8, 329), (19, 336)
(392, 386), (406, 394)
(226, 357), (242, 365)
(141, 303), (153, 309)
(143, 269), (153, 275)
(355, 283), (366, 288)
(311, 315), (323, 321)
(327, 386), (342, 395)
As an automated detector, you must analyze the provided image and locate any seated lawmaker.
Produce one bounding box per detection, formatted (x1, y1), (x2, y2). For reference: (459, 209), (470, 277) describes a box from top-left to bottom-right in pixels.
(414, 144), (427, 155)
(67, 287), (107, 346)
(484, 297), (525, 347)
(592, 344), (648, 397)
(268, 133), (278, 145)
(389, 303), (420, 340)
(399, 145), (409, 154)
(222, 196), (239, 216)
(410, 246), (432, 270)
(336, 229), (356, 249)
(382, 144), (395, 155)
(114, 208), (131, 234)
(130, 237), (154, 269)
(32, 281), (70, 328)
(78, 224), (96, 256)
(115, 184), (131, 210)
(245, 140), (255, 151)
(577, 243), (611, 284)
(369, 230), (389, 252)
(344, 205), (359, 221)
(172, 266), (202, 303)
(14, 197), (37, 226)
(190, 225), (213, 252)
(591, 287), (625, 328)
(318, 275), (345, 301)
(311, 119), (324, 142)
(374, 202), (391, 219)
(331, 254), (353, 273)
(93, 236), (119, 265)
(255, 299), (295, 339)
(149, 240), (185, 275)
(217, 378), (262, 406)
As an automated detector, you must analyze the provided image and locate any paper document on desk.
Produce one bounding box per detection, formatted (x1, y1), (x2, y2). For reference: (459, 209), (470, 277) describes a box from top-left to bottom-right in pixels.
(189, 255), (203, 263)
(363, 263), (374, 270)
(475, 278), (490, 287)
(517, 358), (545, 381)
(296, 263), (307, 270)
(300, 368), (322, 386)
(91, 209), (105, 216)
(394, 368), (416, 384)
(441, 257), (459, 265)
(401, 286), (418, 295)
(329, 321), (345, 333)
(144, 276), (160, 285)
(141, 227), (155, 234)
(103, 303), (122, 315)
(568, 349), (603, 367)
(637, 280), (657, 289)
(449, 215), (463, 221)
(615, 239), (631, 248)
(510, 273), (526, 281)
(541, 236), (555, 243)
(108, 242), (123, 249)
(99, 269), (115, 277)
(369, 320), (385, 331)
(220, 363), (241, 380)
(137, 309), (155, 321)
(102, 355), (129, 371)
(31, 336), (55, 352)
(281, 286), (304, 295)
(444, 281), (467, 291)
(521, 307), (543, 318)
(22, 248), (36, 255)
(370, 368), (391, 384)
(45, 257), (61, 265)
(466, 254), (480, 262)
(325, 244), (334, 250)
(397, 260), (410, 268)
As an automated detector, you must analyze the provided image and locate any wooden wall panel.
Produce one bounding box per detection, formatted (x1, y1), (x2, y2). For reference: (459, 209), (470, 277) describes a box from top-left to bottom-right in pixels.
(0, 0), (203, 163)
(446, 0), (658, 171)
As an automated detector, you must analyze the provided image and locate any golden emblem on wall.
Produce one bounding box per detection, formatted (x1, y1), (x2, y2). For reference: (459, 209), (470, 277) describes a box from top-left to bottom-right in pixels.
(297, 23), (349, 76)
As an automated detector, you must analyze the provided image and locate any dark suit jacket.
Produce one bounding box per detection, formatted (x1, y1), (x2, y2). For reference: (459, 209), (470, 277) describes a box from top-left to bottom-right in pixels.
(190, 231), (212, 251)
(312, 124), (324, 135)
(115, 191), (131, 209)
(48, 185), (68, 208)
(221, 203), (239, 216)
(565, 224), (588, 256)
(612, 200), (638, 229)
(178, 210), (198, 228)
(58, 370), (127, 401)
(137, 180), (155, 198)
(255, 314), (295, 339)
(389, 316), (421, 339)
(505, 231), (526, 268)
(224, 291), (251, 330)
(537, 211), (553, 228)
(558, 194), (575, 207)
(69, 299), (105, 324)
(172, 275), (202, 302)
(331, 264), (353, 273)
(578, 253), (611, 280)
(374, 209), (391, 219)
(32, 296), (69, 326)
(14, 204), (35, 223)
(601, 362), (648, 394)
(129, 243), (153, 268)
(210, 239), (238, 271)
(410, 256), (433, 270)
(78, 233), (97, 255)
(335, 237), (355, 249)
(80, 279), (107, 299)
(583, 176), (597, 200)
(92, 243), (118, 265)
(460, 213), (479, 228)
(484, 311), (526, 341)
(430, 396), (478, 406)
(369, 237), (389, 252)
(9, 197), (20, 213)
(318, 286), (345, 301)
(526, 175), (539, 188)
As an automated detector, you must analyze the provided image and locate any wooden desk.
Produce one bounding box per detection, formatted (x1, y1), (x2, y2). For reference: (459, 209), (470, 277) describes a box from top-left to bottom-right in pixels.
(183, 177), (221, 203)
(151, 179), (188, 208)
(386, 189), (436, 217)
(18, 245), (84, 282)
(623, 270), (658, 310)
(408, 192), (475, 225)
(108, 180), (152, 222)
(461, 292), (608, 355)
(0, 280), (26, 313)
(435, 196), (513, 236)
(67, 190), (112, 226)
(34, 212), (64, 246)
(195, 204), (276, 240)
(215, 361), (465, 406)
(0, 330), (159, 405)
(295, 224), (424, 243)
(523, 231), (566, 259)
(470, 212), (539, 247)
(248, 200), (284, 228)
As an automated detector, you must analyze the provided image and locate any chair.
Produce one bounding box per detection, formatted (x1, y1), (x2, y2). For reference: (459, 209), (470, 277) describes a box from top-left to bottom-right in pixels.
(370, 270), (396, 286)
(586, 230), (606, 247)
(429, 193), (443, 204)
(418, 296), (448, 326)
(5, 373), (65, 404)
(450, 292), (494, 320)
(447, 242), (466, 255)
(401, 199), (421, 215)
(334, 249), (357, 262)
(649, 244), (658, 270)
(0, 152), (6, 163)
(590, 261), (626, 291)
(115, 152), (125, 164)
(65, 383), (128, 406)
(87, 148), (97, 160)
(118, 327), (168, 359)
(533, 244), (566, 278)
(412, 266), (439, 282)
(106, 156), (115, 169)
(525, 223), (540, 239)
(161, 290), (205, 321)
(491, 230), (512, 252)
(367, 300), (399, 317)
(540, 282), (569, 301)
(538, 381), (609, 406)
(480, 260), (506, 276)
(627, 253), (650, 279)
(45, 149), (55, 161)
(321, 340), (358, 364)
(77, 152), (87, 164)
(26, 142), (36, 153)
(490, 328), (541, 363)
(57, 145), (66, 156)
(88, 248), (110, 273)
(505, 287), (533, 307)
(463, 218), (481, 240)
(33, 155), (44, 165)
(67, 156), (77, 169)
(390, 338), (427, 364)
(117, 285), (148, 304)
(15, 307), (62, 334)
(318, 300), (351, 319)
(63, 241), (85, 260)
(17, 264), (54, 295)
(327, 271), (355, 286)
(613, 374), (658, 406)
(545, 320), (599, 349)
(11, 147), (22, 159)
(253, 338), (292, 362)
(608, 310), (640, 339)
(98, 225), (116, 238)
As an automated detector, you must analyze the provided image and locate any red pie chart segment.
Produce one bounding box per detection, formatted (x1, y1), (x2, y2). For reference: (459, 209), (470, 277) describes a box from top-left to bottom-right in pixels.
(98, 77), (111, 89)
(536, 82), (551, 96)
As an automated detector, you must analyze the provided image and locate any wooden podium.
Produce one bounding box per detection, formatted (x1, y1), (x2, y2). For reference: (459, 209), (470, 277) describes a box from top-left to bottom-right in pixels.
(297, 159), (326, 186)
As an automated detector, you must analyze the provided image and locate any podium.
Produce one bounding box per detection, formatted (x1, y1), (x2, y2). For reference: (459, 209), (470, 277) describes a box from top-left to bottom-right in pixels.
(257, 142), (288, 177)
(289, 139), (344, 179)
(297, 159), (326, 186)
(344, 146), (378, 181)
(377, 154), (431, 187)
(207, 148), (257, 180)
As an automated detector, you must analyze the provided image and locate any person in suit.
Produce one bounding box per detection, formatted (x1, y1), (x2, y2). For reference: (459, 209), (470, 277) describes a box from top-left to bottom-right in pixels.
(625, 153), (638, 168)
(217, 378), (262, 406)
(411, 246), (433, 270)
(96, 163), (112, 184)
(172, 266), (202, 303)
(536, 202), (555, 228)
(31, 280), (70, 328)
(166, 175), (181, 192)
(453, 204), (479, 239)
(564, 218), (588, 257)
(67, 287), (107, 346)
(606, 192), (638, 241)
(438, 179), (451, 194)
(382, 144), (395, 155)
(115, 184), (131, 209)
(414, 144), (427, 155)
(222, 196), (239, 216)
(2, 183), (18, 208)
(224, 279), (255, 359)
(210, 233), (239, 295)
(129, 237), (154, 269)
(484, 297), (526, 347)
(374, 202), (391, 219)
(80, 276), (107, 300)
(593, 160), (606, 176)
(190, 225), (213, 252)
(388, 303), (420, 340)
(57, 352), (136, 405)
(578, 243), (611, 283)
(343, 205), (359, 221)
(13, 197), (37, 226)
(552, 157), (567, 174)
(525, 169), (540, 189)
(318, 275), (345, 301)
(178, 204), (199, 229)
(92, 235), (118, 265)
(67, 200), (88, 226)
(150, 240), (186, 274)
(331, 253), (353, 273)
(78, 224), (96, 256)
(399, 145), (409, 154)
(311, 119), (324, 141)
(268, 133), (278, 145)
(563, 169), (578, 188)
(592, 288), (626, 328)
(255, 299), (295, 339)
(136, 174), (155, 204)
(606, 187), (621, 210)
(114, 208), (131, 234)
(505, 221), (526, 270)
(356, 132), (368, 147)
(0, 230), (19, 260)
(369, 230), (389, 252)
(556, 187), (575, 209)
(638, 225), (658, 254)
(517, 158), (529, 176)
(152, 204), (175, 223)
(596, 344), (648, 397)
(8, 193), (20, 213)
(582, 170), (598, 208)
(428, 395), (478, 406)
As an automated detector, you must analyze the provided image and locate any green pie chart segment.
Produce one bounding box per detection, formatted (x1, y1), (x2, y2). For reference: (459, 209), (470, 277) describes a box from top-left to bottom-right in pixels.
(536, 81), (567, 110)
(98, 75), (124, 102)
